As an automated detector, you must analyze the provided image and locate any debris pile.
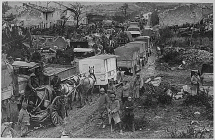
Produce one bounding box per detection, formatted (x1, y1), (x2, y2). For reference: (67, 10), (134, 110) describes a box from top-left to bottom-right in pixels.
(182, 49), (213, 68)
(161, 47), (213, 69)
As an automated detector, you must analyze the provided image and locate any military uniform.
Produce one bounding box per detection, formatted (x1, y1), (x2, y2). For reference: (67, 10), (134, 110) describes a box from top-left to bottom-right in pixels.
(51, 75), (61, 96)
(191, 74), (201, 96)
(107, 99), (121, 124)
(25, 73), (39, 97)
(121, 82), (130, 104)
(123, 98), (135, 131)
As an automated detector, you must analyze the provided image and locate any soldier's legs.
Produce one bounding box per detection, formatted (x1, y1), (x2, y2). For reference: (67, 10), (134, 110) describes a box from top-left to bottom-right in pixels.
(21, 124), (28, 137)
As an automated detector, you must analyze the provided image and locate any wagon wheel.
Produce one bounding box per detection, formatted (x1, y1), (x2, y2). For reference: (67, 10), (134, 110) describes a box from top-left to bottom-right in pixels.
(1, 126), (17, 138)
(50, 96), (65, 126)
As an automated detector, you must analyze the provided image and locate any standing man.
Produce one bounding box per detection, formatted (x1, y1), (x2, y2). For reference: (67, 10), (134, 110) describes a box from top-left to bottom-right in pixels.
(107, 93), (123, 134)
(98, 88), (109, 128)
(133, 74), (141, 100)
(121, 79), (130, 104)
(191, 71), (201, 96)
(18, 102), (30, 137)
(123, 96), (135, 132)
(51, 75), (62, 97)
(107, 79), (116, 97)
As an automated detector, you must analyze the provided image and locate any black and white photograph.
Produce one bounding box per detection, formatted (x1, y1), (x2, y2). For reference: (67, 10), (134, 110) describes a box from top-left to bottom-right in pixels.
(1, 0), (213, 138)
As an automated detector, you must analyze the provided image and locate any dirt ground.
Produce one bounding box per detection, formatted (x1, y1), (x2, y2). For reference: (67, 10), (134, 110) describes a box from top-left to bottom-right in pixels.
(26, 46), (213, 138)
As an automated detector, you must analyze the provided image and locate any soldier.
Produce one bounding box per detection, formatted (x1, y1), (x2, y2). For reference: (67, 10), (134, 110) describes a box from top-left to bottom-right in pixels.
(123, 96), (135, 132)
(98, 88), (109, 128)
(51, 75), (62, 96)
(107, 79), (116, 97)
(18, 102), (30, 137)
(121, 79), (130, 104)
(107, 93), (123, 134)
(133, 73), (141, 100)
(25, 72), (39, 97)
(191, 71), (201, 96)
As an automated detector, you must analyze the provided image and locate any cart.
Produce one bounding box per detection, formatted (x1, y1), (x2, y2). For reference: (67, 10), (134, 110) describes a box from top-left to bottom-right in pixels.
(10, 61), (76, 126)
(29, 85), (70, 126)
(78, 54), (119, 90)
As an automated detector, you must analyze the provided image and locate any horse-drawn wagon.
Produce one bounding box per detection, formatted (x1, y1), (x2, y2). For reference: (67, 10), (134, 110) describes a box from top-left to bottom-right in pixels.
(78, 54), (119, 90)
(9, 61), (77, 126)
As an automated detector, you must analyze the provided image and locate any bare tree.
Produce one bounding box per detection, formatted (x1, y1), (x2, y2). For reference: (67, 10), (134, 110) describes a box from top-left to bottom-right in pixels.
(54, 2), (85, 29)
(69, 2), (85, 28)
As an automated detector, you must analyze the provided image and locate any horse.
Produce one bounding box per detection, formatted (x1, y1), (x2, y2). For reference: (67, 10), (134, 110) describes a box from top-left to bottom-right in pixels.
(70, 67), (96, 107)
(59, 80), (77, 110)
(79, 67), (96, 106)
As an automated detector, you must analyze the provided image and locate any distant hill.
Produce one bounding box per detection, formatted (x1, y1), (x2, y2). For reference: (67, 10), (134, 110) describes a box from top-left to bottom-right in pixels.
(158, 3), (213, 27)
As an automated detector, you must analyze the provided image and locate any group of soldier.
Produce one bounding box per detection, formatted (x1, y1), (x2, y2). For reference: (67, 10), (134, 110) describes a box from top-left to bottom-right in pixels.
(98, 73), (143, 134)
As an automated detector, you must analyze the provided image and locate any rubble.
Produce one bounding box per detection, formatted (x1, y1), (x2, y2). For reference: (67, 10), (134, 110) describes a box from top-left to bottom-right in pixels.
(161, 47), (213, 69)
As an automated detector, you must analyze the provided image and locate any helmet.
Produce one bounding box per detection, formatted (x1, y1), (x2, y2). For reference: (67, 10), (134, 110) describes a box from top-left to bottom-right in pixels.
(100, 88), (105, 92)
(29, 101), (34, 105)
(110, 93), (116, 98)
(110, 90), (115, 94)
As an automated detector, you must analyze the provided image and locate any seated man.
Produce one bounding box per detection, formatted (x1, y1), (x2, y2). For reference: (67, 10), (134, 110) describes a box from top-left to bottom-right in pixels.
(27, 101), (41, 114)
(107, 93), (123, 134)
(123, 96), (135, 132)
(25, 73), (39, 97)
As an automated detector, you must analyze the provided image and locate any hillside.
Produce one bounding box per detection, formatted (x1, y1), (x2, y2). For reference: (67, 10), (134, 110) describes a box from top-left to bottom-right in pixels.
(158, 4), (213, 27)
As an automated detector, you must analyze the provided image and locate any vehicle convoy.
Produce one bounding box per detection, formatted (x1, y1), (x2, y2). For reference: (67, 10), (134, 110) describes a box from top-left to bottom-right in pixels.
(125, 41), (148, 67)
(115, 45), (141, 74)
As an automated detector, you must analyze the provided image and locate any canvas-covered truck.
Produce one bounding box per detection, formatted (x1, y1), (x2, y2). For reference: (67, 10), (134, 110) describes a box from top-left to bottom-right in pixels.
(125, 41), (148, 67)
(142, 26), (153, 37)
(78, 54), (119, 89)
(115, 45), (141, 74)
(134, 36), (152, 57)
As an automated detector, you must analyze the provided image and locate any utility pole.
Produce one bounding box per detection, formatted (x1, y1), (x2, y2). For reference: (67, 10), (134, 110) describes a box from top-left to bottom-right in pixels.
(190, 11), (196, 47)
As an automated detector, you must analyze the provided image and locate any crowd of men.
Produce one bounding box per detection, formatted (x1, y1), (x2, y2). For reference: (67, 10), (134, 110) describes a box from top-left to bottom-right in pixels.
(98, 75), (143, 134)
